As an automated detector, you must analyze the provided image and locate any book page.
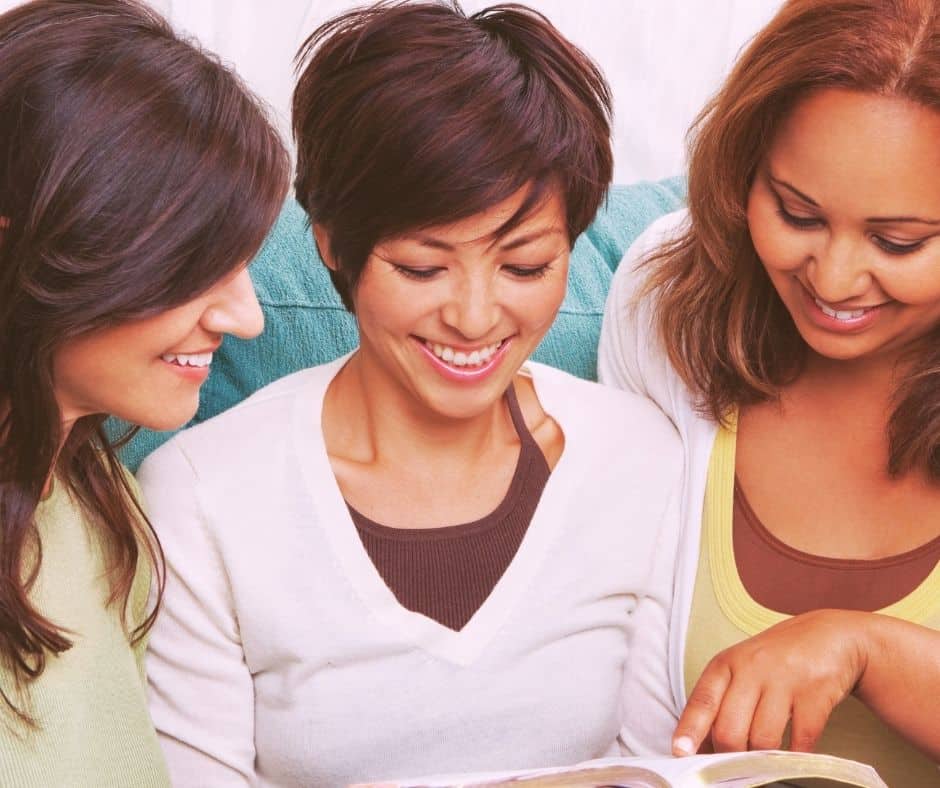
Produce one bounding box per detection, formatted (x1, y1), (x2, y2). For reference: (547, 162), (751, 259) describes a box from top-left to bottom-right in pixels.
(363, 750), (887, 788)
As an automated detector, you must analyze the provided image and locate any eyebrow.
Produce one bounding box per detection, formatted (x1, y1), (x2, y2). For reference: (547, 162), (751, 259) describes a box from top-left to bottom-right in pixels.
(405, 227), (566, 252)
(768, 173), (940, 225)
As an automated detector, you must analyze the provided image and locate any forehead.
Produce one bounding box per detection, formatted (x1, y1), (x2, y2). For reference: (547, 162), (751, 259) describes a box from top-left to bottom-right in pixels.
(393, 186), (567, 249)
(767, 88), (940, 216)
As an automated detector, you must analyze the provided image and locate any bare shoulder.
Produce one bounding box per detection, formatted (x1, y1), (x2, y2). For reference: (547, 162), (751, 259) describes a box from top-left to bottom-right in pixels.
(513, 374), (565, 469)
(518, 363), (682, 485)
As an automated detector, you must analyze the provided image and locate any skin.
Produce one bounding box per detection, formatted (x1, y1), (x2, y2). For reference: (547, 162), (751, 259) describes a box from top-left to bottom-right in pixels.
(53, 265), (263, 433)
(317, 185), (567, 528)
(673, 88), (940, 759)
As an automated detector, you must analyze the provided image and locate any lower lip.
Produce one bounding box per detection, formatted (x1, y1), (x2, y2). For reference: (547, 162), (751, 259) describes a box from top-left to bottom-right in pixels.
(415, 337), (513, 383)
(799, 283), (884, 334)
(161, 359), (210, 382)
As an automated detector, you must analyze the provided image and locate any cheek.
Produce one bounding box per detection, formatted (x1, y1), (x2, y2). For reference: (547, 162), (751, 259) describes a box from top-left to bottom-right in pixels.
(881, 259), (940, 308)
(518, 271), (568, 331)
(354, 281), (432, 334)
(747, 189), (803, 277)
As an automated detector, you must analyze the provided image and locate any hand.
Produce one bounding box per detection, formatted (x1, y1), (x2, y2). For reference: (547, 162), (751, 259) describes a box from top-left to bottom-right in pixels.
(672, 609), (870, 756)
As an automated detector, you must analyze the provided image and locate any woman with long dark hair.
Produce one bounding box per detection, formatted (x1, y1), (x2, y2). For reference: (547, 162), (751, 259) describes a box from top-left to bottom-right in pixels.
(601, 0), (940, 783)
(0, 1), (289, 784)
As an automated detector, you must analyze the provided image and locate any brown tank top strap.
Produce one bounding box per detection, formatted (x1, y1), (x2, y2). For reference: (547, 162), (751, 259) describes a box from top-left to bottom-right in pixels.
(504, 381), (539, 450)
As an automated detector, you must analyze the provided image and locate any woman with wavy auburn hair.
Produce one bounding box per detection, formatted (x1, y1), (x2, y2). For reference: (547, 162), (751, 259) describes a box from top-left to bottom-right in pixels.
(0, 0), (289, 784)
(600, 0), (940, 783)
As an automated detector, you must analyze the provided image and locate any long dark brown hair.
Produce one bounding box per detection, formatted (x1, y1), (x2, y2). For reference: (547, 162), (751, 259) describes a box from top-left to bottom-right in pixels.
(293, 1), (613, 310)
(645, 0), (940, 480)
(0, 0), (289, 720)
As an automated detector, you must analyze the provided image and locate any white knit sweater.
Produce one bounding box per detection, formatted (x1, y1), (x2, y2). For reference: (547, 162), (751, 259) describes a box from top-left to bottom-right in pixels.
(598, 209), (716, 755)
(138, 356), (682, 787)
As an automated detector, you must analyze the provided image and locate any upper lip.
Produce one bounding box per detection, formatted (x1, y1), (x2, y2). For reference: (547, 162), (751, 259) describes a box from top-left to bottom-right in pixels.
(798, 280), (886, 311)
(417, 335), (511, 351)
(163, 346), (219, 355)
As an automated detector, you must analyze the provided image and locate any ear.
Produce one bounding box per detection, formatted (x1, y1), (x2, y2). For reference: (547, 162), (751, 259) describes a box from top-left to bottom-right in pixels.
(312, 224), (338, 271)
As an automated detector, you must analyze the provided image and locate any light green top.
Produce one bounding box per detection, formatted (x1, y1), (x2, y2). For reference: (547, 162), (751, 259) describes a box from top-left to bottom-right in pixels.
(0, 478), (170, 788)
(685, 419), (940, 788)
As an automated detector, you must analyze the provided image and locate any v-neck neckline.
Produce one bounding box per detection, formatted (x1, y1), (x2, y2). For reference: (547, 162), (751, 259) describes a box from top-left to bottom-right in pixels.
(291, 355), (578, 666)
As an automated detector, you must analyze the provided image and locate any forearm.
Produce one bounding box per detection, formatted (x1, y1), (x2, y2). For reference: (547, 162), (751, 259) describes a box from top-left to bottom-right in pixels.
(855, 613), (940, 760)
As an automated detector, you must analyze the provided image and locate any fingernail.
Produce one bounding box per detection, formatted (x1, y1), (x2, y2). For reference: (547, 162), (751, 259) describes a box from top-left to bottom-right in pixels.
(673, 735), (695, 756)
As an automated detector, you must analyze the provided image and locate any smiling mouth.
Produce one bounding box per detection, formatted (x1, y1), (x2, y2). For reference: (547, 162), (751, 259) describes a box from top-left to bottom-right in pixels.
(421, 338), (507, 369)
(796, 280), (887, 323)
(161, 351), (213, 368)
(812, 297), (874, 321)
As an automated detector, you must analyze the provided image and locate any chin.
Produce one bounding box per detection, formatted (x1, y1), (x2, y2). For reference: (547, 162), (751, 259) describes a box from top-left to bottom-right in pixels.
(421, 389), (503, 422)
(798, 333), (879, 363)
(128, 402), (199, 432)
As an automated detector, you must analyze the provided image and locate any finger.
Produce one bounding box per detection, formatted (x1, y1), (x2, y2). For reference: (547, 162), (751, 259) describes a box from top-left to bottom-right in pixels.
(673, 661), (732, 756)
(747, 687), (791, 751)
(789, 693), (836, 752)
(709, 676), (762, 753)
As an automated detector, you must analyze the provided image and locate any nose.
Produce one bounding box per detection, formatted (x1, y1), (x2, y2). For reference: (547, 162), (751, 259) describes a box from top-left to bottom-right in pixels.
(805, 233), (873, 304)
(439, 272), (500, 340)
(201, 268), (264, 339)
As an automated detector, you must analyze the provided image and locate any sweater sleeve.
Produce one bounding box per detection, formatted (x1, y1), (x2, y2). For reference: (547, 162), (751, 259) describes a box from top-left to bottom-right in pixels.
(598, 210), (690, 422)
(137, 441), (257, 787)
(601, 212), (692, 754)
(619, 485), (683, 756)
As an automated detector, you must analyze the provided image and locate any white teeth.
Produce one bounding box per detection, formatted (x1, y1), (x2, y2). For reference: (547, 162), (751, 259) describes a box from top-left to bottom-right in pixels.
(424, 340), (503, 368)
(814, 297), (866, 321)
(162, 351), (213, 368)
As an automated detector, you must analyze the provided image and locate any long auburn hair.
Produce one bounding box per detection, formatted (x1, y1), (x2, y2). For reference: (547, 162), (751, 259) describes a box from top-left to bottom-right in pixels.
(0, 0), (289, 720)
(645, 0), (940, 480)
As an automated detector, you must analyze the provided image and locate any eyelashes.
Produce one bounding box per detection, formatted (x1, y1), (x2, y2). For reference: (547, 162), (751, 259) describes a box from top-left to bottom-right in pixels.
(773, 197), (926, 257)
(391, 263), (555, 280)
(775, 204), (820, 230)
(392, 265), (438, 281)
(871, 236), (925, 255)
(502, 263), (554, 279)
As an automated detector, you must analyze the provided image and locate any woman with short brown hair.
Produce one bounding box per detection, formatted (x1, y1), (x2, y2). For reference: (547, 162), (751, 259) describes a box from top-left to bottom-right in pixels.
(139, 3), (683, 785)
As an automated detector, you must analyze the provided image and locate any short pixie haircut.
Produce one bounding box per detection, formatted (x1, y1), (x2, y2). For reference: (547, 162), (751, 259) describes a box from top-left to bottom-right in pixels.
(293, 1), (613, 310)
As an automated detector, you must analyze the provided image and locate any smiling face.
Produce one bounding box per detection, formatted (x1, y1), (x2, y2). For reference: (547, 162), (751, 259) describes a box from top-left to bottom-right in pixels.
(327, 185), (569, 421)
(747, 88), (940, 364)
(52, 266), (264, 431)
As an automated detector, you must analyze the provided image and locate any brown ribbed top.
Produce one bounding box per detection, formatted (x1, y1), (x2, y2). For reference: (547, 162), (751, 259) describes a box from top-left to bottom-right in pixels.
(733, 478), (940, 614)
(349, 384), (551, 631)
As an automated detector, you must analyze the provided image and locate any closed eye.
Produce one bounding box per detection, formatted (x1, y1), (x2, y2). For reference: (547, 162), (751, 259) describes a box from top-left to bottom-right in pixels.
(872, 235), (926, 256)
(392, 264), (442, 280)
(775, 201), (822, 230)
(503, 263), (554, 279)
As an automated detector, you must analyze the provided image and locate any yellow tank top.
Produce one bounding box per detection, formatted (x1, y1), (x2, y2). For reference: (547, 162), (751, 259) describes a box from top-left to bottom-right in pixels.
(684, 420), (940, 787)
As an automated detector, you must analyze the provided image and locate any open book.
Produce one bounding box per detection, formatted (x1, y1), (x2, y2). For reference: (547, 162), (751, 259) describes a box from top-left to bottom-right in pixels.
(366, 751), (888, 787)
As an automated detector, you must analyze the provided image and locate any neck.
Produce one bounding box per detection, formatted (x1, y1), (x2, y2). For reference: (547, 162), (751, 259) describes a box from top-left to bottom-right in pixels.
(799, 349), (902, 412)
(324, 351), (515, 468)
(43, 418), (75, 498)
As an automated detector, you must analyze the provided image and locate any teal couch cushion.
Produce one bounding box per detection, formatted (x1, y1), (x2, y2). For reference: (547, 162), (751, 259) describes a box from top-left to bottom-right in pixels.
(118, 178), (685, 470)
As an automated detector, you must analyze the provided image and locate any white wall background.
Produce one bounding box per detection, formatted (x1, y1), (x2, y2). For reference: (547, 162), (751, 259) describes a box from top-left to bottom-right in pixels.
(0, 0), (783, 182)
